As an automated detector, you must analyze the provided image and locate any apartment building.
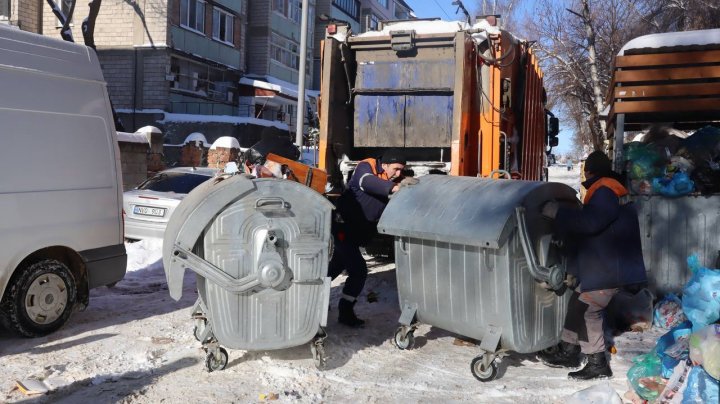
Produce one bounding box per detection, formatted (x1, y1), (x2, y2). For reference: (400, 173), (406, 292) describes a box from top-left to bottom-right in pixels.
(5, 1), (247, 145)
(240, 0), (317, 134)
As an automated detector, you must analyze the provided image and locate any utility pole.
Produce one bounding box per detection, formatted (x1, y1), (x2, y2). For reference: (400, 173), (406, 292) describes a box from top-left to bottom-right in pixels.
(295, 0), (310, 148)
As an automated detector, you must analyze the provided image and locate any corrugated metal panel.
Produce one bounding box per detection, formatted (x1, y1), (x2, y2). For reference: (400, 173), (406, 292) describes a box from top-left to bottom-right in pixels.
(635, 195), (720, 295)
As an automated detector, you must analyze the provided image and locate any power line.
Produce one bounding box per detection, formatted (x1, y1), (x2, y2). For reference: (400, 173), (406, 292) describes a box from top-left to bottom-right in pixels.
(431, 0), (452, 19)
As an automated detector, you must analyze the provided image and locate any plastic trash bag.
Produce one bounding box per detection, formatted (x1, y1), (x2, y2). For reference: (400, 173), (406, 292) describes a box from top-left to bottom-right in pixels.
(652, 171), (695, 197)
(566, 382), (622, 404)
(682, 365), (719, 404)
(656, 322), (693, 378)
(688, 324), (720, 380)
(682, 255), (720, 332)
(654, 293), (688, 329)
(607, 288), (654, 332)
(627, 352), (664, 401)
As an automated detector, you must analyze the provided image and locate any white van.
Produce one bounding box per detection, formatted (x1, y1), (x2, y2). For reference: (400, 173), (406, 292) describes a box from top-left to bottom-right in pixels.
(0, 25), (126, 336)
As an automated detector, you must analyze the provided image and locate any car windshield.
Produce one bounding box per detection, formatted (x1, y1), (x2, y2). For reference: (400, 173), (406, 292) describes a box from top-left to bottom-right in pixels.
(136, 172), (211, 194)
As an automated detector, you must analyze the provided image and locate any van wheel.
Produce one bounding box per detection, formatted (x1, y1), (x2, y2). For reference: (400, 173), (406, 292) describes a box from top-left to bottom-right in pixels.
(0, 259), (77, 337)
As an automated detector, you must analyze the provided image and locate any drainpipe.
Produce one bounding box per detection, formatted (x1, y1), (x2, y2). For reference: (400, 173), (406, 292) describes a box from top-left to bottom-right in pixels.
(294, 0), (309, 148)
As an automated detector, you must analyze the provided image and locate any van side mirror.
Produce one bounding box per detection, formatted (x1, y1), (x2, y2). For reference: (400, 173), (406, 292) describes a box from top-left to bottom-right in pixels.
(547, 116), (560, 147)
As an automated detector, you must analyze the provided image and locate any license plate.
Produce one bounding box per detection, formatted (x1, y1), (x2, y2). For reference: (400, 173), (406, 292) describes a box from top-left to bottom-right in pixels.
(133, 205), (166, 217)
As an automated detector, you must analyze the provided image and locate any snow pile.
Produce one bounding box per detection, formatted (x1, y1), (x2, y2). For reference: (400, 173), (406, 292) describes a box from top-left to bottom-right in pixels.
(183, 132), (208, 146)
(116, 131), (150, 144)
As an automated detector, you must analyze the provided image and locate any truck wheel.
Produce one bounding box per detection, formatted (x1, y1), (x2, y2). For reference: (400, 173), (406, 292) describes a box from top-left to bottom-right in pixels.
(0, 259), (77, 337)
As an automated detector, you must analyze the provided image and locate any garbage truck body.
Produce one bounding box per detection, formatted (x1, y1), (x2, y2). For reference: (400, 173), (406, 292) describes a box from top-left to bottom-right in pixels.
(318, 19), (557, 188)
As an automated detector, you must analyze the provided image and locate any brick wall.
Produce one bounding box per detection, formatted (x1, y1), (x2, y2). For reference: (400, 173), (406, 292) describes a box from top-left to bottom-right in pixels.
(119, 141), (150, 190)
(179, 143), (205, 167)
(11, 0), (41, 33)
(42, 0), (168, 47)
(207, 147), (240, 170)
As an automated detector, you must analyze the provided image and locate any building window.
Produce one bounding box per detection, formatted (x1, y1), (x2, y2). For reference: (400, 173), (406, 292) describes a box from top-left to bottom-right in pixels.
(180, 0), (205, 33)
(378, 0), (388, 9)
(1, 0), (10, 20)
(55, 0), (74, 26)
(170, 57), (238, 103)
(270, 33), (300, 70)
(332, 0), (360, 21)
(367, 13), (380, 31)
(212, 8), (234, 45)
(394, 2), (409, 20)
(273, 0), (302, 23)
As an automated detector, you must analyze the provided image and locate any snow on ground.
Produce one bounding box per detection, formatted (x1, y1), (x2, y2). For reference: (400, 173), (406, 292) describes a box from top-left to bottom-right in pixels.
(1, 167), (658, 403)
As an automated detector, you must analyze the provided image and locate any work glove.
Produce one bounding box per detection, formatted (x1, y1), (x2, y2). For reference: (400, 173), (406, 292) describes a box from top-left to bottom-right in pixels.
(564, 273), (578, 289)
(541, 200), (559, 219)
(399, 177), (419, 188)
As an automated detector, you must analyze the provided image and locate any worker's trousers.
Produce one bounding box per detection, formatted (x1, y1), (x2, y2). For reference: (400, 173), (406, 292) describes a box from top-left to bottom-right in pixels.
(560, 288), (619, 354)
(327, 237), (368, 299)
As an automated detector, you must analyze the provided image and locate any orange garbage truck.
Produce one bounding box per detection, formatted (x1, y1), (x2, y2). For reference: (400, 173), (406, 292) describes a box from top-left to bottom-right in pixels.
(317, 18), (558, 189)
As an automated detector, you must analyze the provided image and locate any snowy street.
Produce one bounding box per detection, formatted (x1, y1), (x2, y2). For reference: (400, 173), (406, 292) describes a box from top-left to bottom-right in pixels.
(0, 166), (657, 403)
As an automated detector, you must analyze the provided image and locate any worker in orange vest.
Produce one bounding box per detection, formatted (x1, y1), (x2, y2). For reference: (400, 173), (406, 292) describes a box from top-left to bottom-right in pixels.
(329, 149), (416, 327)
(538, 150), (647, 380)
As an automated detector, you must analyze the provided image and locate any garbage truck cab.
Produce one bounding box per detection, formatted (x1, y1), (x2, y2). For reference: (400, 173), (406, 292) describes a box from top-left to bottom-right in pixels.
(605, 28), (720, 294)
(0, 25), (127, 337)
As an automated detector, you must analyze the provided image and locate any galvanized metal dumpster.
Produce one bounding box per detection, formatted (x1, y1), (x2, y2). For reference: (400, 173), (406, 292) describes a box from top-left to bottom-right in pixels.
(377, 175), (579, 381)
(162, 174), (334, 371)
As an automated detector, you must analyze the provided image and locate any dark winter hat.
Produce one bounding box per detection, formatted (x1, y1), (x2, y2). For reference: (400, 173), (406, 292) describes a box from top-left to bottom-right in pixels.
(584, 150), (612, 176)
(381, 149), (407, 165)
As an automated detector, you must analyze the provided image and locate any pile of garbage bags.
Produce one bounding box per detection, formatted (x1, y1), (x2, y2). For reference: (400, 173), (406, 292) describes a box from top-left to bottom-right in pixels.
(625, 255), (720, 403)
(624, 125), (720, 196)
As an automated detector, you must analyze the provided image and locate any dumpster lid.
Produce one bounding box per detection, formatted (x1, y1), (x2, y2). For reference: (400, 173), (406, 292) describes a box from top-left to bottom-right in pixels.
(377, 175), (578, 249)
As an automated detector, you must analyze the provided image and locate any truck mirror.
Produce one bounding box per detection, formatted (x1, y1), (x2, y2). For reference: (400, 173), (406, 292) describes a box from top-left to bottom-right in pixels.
(549, 137), (559, 147)
(548, 117), (559, 137)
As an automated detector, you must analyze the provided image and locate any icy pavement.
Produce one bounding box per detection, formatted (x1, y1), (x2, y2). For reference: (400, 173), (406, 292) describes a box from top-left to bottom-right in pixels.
(1, 167), (658, 403)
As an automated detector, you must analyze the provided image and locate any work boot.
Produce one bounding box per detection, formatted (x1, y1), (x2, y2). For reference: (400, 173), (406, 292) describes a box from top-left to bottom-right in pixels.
(338, 298), (365, 327)
(568, 352), (613, 380)
(537, 341), (582, 368)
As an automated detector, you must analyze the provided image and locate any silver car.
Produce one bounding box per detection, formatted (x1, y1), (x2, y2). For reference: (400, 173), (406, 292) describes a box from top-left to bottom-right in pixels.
(123, 167), (218, 240)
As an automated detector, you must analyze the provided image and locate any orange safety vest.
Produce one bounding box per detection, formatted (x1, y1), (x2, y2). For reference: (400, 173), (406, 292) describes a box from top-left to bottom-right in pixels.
(583, 177), (629, 205)
(360, 158), (389, 181)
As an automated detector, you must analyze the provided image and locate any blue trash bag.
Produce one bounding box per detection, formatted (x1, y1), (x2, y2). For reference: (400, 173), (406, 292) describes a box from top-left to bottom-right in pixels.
(652, 171), (695, 197)
(654, 293), (688, 329)
(682, 255), (720, 332)
(655, 321), (693, 378)
(682, 365), (719, 404)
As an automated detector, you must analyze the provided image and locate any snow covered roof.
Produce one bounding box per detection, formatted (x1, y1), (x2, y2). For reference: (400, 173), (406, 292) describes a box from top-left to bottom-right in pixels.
(160, 113), (290, 131)
(184, 132), (207, 145)
(355, 19), (501, 43)
(210, 136), (240, 150)
(618, 28), (720, 55)
(239, 75), (319, 101)
(116, 131), (150, 144)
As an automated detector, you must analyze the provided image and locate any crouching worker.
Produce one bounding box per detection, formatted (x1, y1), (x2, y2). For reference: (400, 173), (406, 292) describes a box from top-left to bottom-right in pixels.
(538, 151), (647, 380)
(329, 149), (417, 327)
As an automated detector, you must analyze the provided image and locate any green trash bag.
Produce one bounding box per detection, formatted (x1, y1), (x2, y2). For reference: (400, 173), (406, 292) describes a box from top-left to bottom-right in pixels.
(627, 352), (664, 401)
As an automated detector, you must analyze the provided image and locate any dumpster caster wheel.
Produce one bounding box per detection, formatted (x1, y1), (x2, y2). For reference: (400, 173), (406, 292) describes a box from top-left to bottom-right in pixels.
(393, 328), (415, 350)
(471, 355), (498, 382)
(205, 347), (228, 372)
(311, 342), (326, 370)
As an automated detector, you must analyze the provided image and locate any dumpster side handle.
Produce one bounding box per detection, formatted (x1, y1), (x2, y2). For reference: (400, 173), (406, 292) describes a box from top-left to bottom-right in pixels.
(515, 207), (566, 291)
